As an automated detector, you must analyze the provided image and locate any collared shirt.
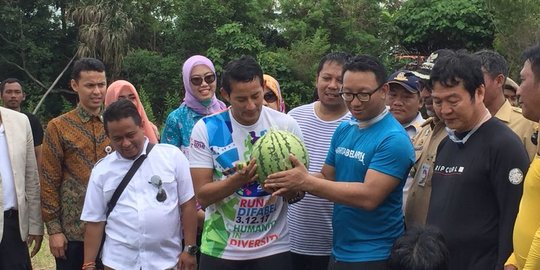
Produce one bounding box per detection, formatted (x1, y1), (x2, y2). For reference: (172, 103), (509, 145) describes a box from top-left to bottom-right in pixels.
(0, 124), (17, 210)
(41, 106), (110, 241)
(405, 117), (447, 226)
(81, 140), (194, 270)
(403, 112), (426, 139)
(495, 99), (538, 160)
(161, 104), (205, 158)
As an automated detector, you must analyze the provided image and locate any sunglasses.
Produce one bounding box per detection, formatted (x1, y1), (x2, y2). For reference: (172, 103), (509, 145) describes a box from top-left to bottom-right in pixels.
(149, 175), (167, 202)
(190, 74), (216, 86)
(264, 91), (278, 103)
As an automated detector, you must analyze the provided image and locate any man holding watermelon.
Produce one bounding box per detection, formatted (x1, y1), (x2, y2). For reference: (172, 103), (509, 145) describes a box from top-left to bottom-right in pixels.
(266, 55), (415, 270)
(189, 55), (303, 270)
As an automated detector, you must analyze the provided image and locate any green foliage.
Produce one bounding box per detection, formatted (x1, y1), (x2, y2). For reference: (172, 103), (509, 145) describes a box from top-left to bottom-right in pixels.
(137, 86), (156, 124)
(121, 49), (181, 125)
(393, 0), (495, 54)
(487, 0), (540, 78)
(3, 0), (538, 126)
(163, 90), (181, 123)
(61, 96), (75, 114)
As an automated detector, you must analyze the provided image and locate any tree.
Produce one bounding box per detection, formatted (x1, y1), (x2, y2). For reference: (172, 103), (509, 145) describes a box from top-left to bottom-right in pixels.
(487, 0), (540, 78)
(0, 0), (77, 119)
(70, 0), (133, 78)
(393, 0), (495, 54)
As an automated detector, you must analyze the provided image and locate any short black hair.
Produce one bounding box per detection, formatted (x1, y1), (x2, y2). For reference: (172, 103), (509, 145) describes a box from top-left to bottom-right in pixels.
(429, 51), (484, 98)
(316, 52), (351, 76)
(342, 55), (387, 86)
(388, 226), (450, 270)
(71, 58), (106, 81)
(522, 44), (540, 83)
(221, 55), (264, 95)
(103, 99), (142, 135)
(0, 78), (22, 94)
(474, 50), (508, 82)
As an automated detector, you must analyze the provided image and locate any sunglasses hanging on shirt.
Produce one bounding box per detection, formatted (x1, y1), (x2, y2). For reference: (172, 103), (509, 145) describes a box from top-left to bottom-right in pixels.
(149, 175), (167, 202)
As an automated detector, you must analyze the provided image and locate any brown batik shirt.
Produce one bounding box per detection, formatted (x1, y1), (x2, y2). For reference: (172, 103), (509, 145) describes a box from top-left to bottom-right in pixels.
(41, 106), (110, 241)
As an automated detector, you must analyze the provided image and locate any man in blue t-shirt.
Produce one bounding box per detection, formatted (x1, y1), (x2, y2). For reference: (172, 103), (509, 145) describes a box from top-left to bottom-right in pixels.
(267, 55), (415, 270)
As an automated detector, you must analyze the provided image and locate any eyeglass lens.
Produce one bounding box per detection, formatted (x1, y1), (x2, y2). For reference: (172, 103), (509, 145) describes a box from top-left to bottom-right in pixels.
(264, 91), (278, 103)
(191, 74), (216, 86)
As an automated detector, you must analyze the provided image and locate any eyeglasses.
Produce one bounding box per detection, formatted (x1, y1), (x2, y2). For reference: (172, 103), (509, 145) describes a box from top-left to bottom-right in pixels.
(339, 84), (384, 102)
(149, 175), (167, 202)
(264, 91), (278, 103)
(190, 74), (216, 86)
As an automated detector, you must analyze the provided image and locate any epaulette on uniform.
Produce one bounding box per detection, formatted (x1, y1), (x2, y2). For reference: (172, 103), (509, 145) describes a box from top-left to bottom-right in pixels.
(512, 106), (523, 114)
(420, 117), (436, 128)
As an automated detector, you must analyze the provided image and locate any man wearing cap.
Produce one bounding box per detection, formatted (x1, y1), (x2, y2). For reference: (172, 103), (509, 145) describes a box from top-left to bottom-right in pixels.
(386, 70), (424, 208)
(386, 70), (425, 138)
(475, 49), (537, 160)
(504, 77), (519, 107)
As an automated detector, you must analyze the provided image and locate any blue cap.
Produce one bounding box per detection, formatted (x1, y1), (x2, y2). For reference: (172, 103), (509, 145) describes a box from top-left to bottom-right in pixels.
(387, 70), (421, 93)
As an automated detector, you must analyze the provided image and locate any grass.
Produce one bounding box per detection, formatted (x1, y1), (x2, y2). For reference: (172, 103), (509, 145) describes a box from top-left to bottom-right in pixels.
(31, 235), (55, 270)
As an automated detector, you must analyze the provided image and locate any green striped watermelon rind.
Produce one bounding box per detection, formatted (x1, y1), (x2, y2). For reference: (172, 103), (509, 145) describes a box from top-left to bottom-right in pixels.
(250, 130), (309, 185)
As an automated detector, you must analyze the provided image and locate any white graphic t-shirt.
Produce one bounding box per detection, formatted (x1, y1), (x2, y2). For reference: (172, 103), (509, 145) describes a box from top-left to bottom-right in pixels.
(190, 106), (302, 260)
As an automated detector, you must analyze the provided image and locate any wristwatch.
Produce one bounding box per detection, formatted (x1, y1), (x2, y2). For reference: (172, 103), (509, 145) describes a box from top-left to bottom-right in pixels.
(184, 245), (199, 256)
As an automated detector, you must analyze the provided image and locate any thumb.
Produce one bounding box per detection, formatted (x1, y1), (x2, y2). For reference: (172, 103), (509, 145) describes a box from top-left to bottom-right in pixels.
(289, 154), (302, 167)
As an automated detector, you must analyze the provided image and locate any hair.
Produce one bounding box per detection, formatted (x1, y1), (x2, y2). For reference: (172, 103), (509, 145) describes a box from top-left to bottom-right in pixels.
(103, 99), (142, 135)
(0, 78), (22, 94)
(388, 226), (450, 270)
(221, 55), (264, 94)
(474, 50), (508, 82)
(316, 52), (351, 76)
(522, 44), (540, 83)
(342, 55), (387, 86)
(428, 51), (484, 98)
(71, 58), (106, 81)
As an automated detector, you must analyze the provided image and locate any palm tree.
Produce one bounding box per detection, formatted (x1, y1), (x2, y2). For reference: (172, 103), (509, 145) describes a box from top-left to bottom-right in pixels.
(70, 0), (133, 78)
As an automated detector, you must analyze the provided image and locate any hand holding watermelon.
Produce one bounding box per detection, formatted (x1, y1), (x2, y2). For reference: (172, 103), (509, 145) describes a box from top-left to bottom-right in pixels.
(264, 154), (310, 197)
(250, 130), (309, 187)
(233, 159), (258, 185)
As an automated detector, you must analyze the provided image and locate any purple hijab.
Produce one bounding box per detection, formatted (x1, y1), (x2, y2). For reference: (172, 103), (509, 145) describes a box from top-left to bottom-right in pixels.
(182, 55), (227, 115)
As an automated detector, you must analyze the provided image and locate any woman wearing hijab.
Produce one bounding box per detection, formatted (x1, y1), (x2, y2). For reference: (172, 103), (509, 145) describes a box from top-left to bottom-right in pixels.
(161, 55), (227, 157)
(105, 80), (159, 144)
(263, 74), (286, 112)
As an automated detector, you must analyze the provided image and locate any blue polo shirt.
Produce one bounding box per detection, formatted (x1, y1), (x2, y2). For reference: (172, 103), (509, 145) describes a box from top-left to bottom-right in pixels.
(325, 112), (414, 262)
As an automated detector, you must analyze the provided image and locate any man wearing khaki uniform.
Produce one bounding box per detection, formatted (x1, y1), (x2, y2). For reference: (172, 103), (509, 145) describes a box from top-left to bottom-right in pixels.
(405, 50), (451, 226)
(475, 50), (537, 160)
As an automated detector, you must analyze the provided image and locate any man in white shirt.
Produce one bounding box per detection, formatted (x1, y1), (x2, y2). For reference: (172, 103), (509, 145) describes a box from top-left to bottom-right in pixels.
(81, 99), (198, 270)
(190, 55), (302, 270)
(0, 106), (43, 269)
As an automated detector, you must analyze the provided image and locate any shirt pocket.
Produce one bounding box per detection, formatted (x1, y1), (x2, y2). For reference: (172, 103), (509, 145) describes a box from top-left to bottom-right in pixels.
(146, 173), (178, 208)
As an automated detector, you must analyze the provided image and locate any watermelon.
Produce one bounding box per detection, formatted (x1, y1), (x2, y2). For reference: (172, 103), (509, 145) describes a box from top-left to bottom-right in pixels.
(250, 130), (309, 185)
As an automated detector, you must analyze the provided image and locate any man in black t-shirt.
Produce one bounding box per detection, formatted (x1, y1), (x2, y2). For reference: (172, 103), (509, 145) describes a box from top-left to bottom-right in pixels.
(1, 78), (44, 163)
(425, 51), (530, 270)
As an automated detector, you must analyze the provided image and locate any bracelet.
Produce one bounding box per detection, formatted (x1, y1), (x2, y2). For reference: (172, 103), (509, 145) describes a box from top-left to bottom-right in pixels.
(287, 191), (305, 204)
(82, 262), (96, 270)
